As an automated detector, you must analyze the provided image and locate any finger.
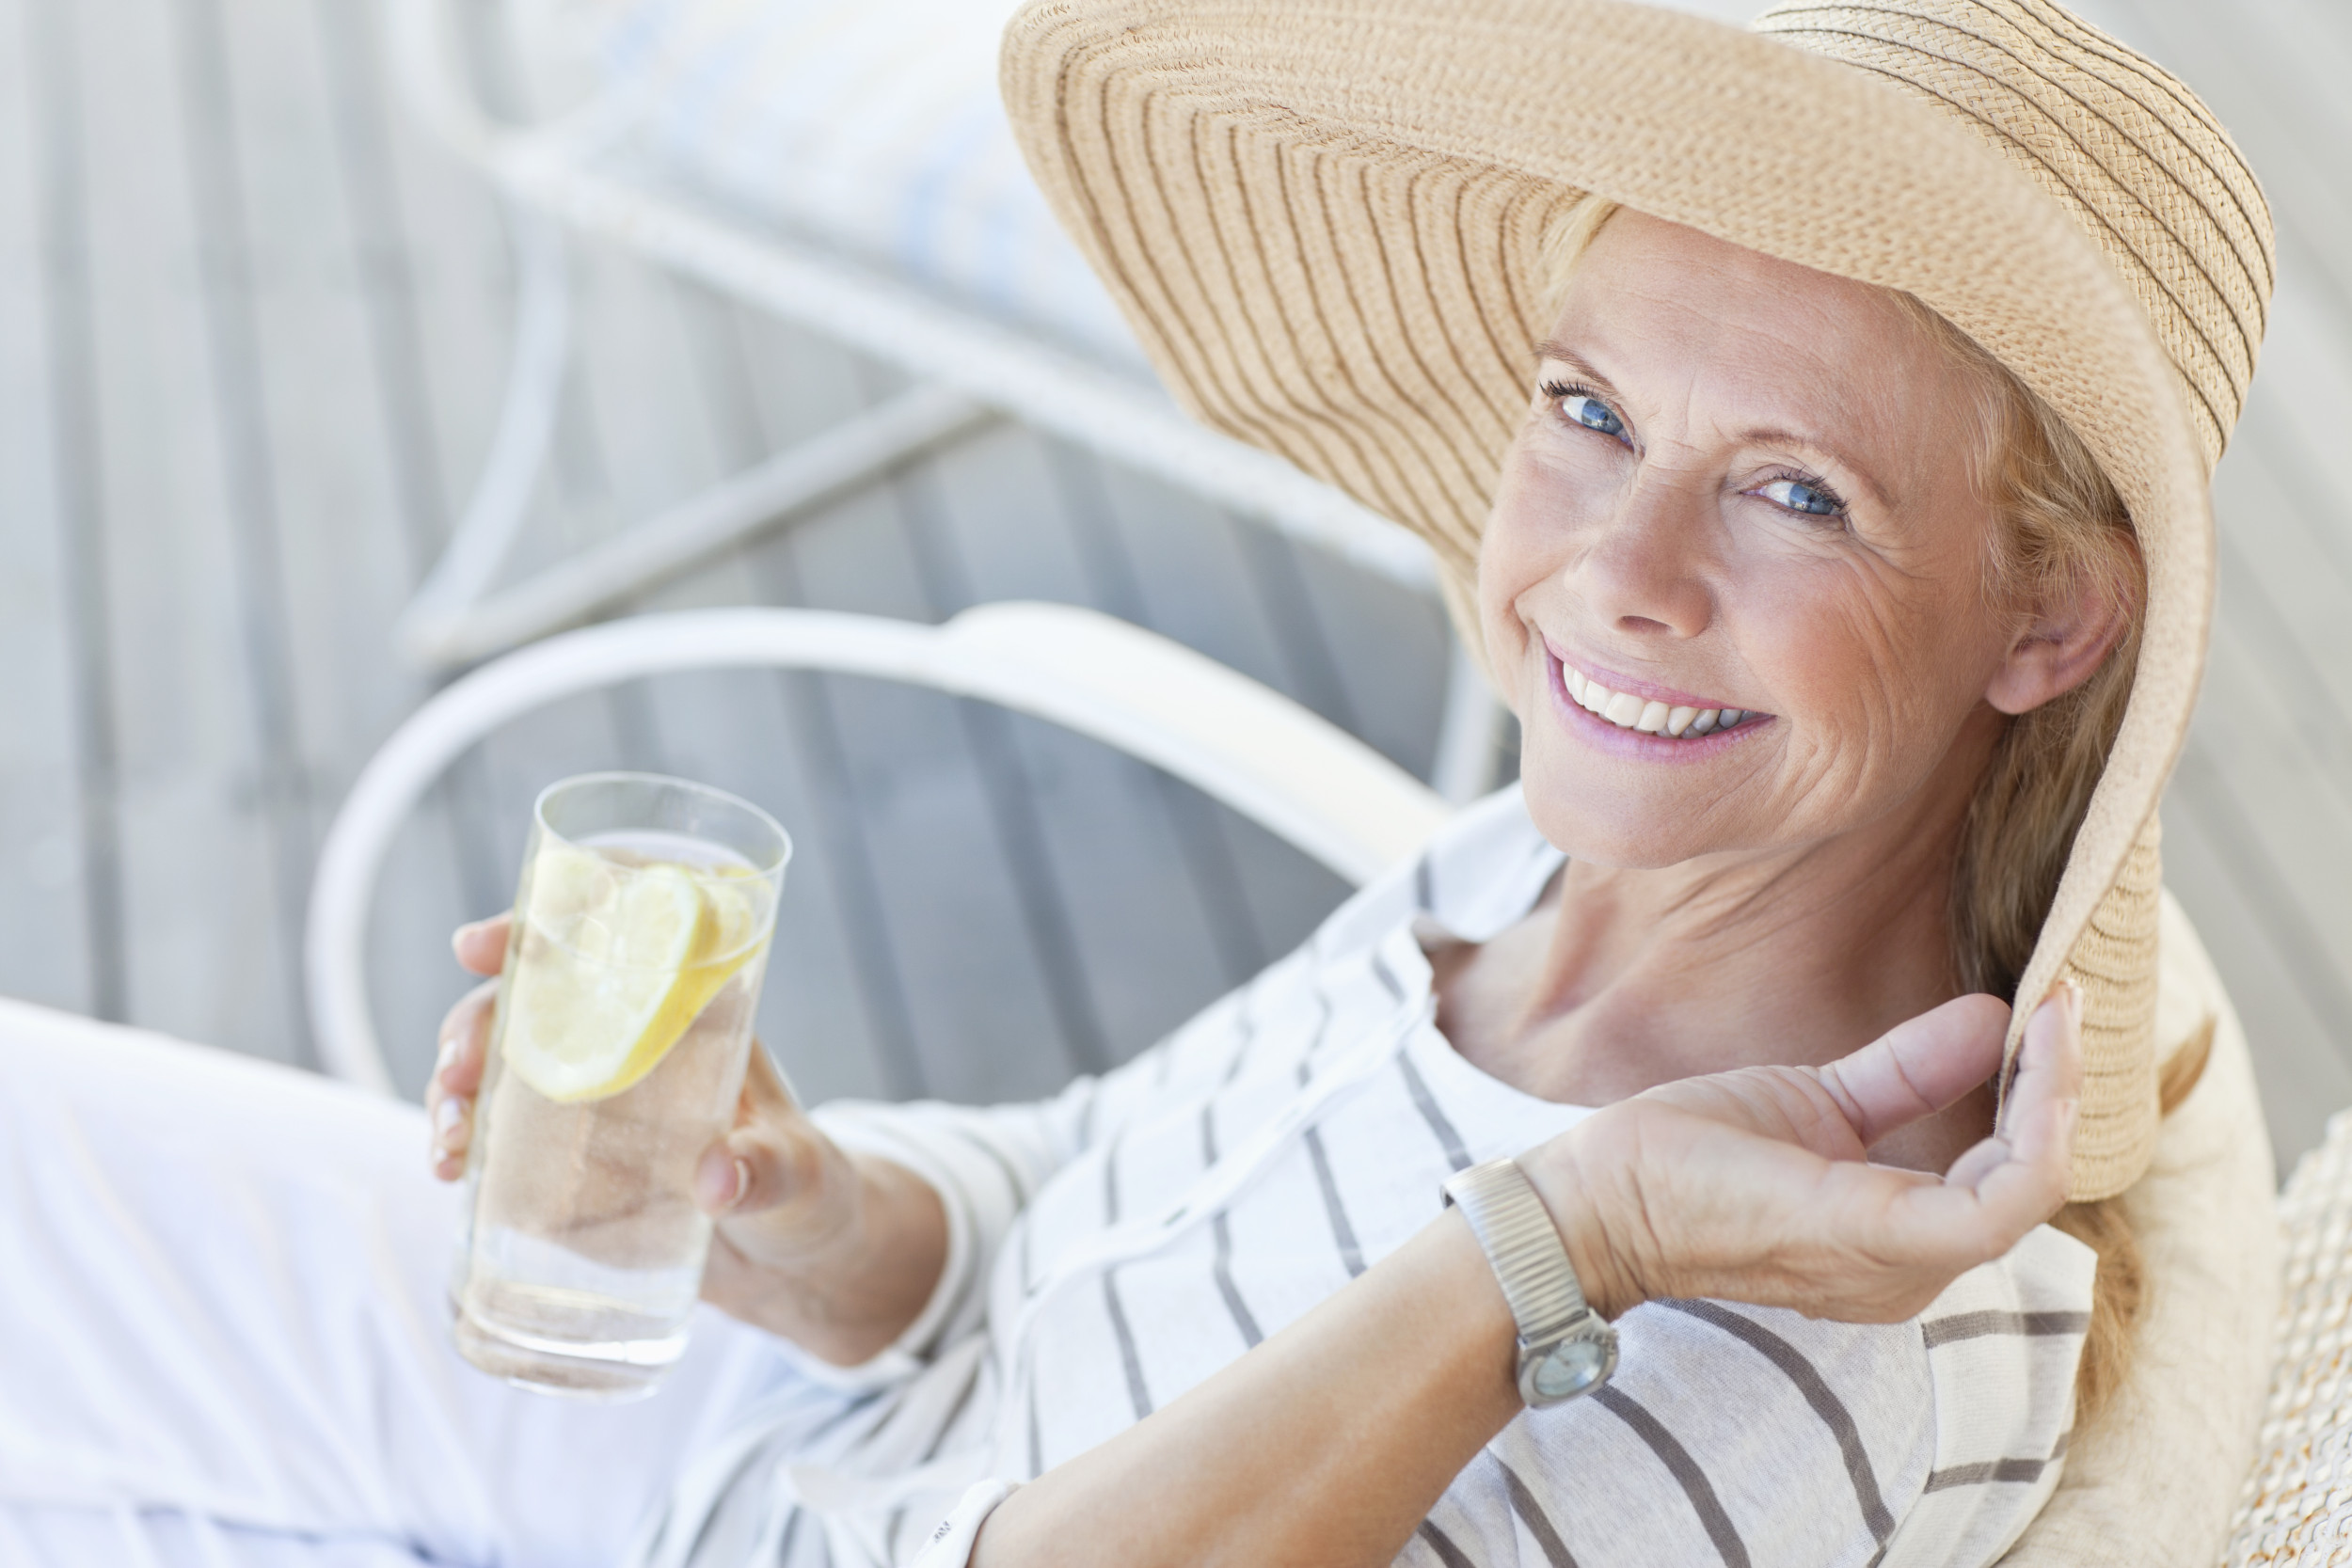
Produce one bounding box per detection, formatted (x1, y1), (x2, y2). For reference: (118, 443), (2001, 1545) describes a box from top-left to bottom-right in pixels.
(1819, 993), (2010, 1148)
(426, 979), (499, 1180)
(1905, 984), (2083, 1256)
(696, 1114), (837, 1222)
(1911, 1099), (2072, 1264)
(452, 913), (513, 977)
(431, 978), (498, 1102)
(430, 1094), (473, 1182)
(695, 1143), (755, 1212)
(1999, 979), (2085, 1143)
(700, 1050), (808, 1212)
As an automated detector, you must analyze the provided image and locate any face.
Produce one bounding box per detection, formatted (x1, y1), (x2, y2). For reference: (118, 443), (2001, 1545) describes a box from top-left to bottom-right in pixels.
(1483, 211), (2044, 868)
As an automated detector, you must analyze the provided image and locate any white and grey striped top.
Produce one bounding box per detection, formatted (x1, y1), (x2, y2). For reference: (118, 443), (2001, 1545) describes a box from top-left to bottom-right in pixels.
(635, 788), (2094, 1568)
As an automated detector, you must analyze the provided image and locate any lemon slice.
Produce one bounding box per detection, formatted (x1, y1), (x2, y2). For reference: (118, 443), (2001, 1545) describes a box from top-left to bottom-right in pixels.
(501, 846), (765, 1103)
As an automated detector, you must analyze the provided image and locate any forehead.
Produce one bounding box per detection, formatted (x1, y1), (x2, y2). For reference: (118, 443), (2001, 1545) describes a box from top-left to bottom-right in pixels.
(1549, 212), (1979, 477)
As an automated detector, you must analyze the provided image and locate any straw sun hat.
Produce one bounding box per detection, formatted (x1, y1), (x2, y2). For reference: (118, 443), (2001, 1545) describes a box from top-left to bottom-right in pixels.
(1001, 0), (2272, 1199)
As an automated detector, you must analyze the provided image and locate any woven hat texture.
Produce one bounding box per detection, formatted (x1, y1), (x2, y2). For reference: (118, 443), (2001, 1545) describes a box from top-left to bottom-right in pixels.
(1002, 0), (2273, 1198)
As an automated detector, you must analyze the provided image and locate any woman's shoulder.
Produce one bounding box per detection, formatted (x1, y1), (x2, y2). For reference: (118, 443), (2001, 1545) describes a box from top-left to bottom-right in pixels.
(1416, 1226), (2093, 1568)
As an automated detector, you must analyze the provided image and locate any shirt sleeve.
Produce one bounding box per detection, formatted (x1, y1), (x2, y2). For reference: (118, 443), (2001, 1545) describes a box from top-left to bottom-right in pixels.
(792, 847), (1418, 1389)
(905, 1481), (1019, 1568)
(1402, 1227), (2093, 1568)
(1404, 1298), (1939, 1568)
(801, 974), (1268, 1385)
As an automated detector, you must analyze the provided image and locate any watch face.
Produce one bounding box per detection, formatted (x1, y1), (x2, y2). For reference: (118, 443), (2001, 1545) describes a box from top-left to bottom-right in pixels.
(1531, 1335), (1614, 1402)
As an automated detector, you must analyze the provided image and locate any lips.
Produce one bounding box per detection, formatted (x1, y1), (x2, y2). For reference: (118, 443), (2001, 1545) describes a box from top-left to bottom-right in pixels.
(1557, 657), (1759, 739)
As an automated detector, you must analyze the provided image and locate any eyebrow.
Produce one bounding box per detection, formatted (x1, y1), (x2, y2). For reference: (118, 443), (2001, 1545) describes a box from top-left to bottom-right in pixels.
(1533, 340), (1897, 512)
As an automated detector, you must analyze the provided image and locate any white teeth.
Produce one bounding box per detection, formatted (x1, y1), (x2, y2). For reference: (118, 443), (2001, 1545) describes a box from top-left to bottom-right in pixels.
(1563, 662), (1751, 738)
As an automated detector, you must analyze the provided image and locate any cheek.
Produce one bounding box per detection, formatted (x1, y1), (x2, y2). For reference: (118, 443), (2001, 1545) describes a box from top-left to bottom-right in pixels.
(1740, 551), (2008, 784)
(1476, 451), (1567, 702)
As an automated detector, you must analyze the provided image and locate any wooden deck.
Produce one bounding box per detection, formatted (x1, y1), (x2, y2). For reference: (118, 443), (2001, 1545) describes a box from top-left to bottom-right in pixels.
(1, 0), (2345, 1173)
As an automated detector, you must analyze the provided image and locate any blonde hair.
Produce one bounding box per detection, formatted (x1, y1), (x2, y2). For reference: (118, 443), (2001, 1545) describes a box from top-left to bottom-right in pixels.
(1539, 198), (2147, 1422)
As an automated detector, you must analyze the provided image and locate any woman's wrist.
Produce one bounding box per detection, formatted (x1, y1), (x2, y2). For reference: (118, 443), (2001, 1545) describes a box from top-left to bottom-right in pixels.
(1520, 1120), (1648, 1322)
(773, 1154), (943, 1341)
(702, 1135), (948, 1365)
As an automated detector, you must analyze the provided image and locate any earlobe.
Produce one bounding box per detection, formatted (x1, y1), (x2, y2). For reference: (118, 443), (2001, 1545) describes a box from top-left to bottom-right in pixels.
(1983, 581), (2131, 716)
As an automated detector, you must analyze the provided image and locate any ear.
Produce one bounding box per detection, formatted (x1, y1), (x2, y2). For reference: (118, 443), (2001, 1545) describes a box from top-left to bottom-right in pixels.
(1983, 565), (2133, 716)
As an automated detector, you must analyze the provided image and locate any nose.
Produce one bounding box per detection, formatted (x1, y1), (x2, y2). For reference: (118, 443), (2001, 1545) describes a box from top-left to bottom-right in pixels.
(1570, 467), (1715, 641)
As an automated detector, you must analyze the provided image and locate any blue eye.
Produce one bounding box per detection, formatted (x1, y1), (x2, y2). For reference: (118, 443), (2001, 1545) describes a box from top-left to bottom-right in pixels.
(1537, 379), (1630, 445)
(1569, 395), (1625, 439)
(1758, 477), (1844, 517)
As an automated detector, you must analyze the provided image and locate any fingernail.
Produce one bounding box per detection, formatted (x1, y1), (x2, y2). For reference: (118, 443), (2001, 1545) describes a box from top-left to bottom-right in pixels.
(452, 920), (489, 955)
(729, 1157), (752, 1209)
(435, 1035), (457, 1074)
(435, 1096), (467, 1140)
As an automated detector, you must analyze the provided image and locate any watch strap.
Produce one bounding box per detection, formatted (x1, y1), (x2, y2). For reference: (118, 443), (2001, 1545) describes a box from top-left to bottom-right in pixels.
(1442, 1157), (1592, 1345)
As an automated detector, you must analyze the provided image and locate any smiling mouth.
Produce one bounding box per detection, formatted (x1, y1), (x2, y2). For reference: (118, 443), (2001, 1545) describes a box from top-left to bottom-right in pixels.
(1560, 660), (1760, 739)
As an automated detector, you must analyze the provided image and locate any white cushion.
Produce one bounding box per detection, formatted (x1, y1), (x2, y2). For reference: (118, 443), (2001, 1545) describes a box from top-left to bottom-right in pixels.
(583, 0), (1146, 366)
(1999, 891), (2280, 1566)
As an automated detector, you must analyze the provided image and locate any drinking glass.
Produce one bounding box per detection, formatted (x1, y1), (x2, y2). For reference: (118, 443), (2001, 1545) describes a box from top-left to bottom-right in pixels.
(452, 772), (789, 1398)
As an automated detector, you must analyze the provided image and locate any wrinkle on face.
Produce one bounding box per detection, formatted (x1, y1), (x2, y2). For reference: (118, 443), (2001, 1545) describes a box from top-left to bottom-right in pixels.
(1483, 210), (2016, 877)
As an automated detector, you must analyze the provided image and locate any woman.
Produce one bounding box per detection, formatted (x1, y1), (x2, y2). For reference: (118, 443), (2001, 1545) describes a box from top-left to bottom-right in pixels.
(0, 0), (2270, 1564)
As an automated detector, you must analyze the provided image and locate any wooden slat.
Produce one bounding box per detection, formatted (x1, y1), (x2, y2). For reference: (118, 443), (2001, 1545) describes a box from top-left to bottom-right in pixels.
(2165, 755), (2352, 1178)
(169, 0), (326, 1065)
(625, 279), (899, 1108)
(216, 0), (505, 1095)
(916, 423), (1246, 1061)
(309, 0), (486, 1099)
(2, 0), (103, 1017)
(67, 0), (291, 1060)
(1084, 460), (1354, 958)
(725, 324), (1091, 1103)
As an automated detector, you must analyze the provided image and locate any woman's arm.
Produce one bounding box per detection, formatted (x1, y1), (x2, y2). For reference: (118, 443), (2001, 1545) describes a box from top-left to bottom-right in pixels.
(969, 986), (2083, 1568)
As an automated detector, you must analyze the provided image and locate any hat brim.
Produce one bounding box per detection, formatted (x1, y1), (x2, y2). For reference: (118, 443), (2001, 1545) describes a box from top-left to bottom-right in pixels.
(1005, 0), (2216, 1197)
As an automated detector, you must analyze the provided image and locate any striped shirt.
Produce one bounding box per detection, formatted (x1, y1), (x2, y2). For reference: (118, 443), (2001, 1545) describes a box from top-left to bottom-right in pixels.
(634, 788), (2094, 1568)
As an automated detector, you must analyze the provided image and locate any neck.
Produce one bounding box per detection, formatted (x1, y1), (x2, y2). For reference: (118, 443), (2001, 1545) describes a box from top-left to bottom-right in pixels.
(1482, 709), (2004, 1114)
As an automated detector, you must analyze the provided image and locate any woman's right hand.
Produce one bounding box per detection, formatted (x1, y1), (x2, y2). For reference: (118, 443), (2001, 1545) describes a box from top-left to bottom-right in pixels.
(425, 914), (946, 1363)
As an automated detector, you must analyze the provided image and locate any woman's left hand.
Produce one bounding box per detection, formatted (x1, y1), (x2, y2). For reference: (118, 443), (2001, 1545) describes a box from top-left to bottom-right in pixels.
(1530, 981), (2083, 1324)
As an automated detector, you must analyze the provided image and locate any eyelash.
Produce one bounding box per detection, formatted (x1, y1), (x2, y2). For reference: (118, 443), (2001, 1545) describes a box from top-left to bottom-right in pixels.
(1536, 378), (1850, 523)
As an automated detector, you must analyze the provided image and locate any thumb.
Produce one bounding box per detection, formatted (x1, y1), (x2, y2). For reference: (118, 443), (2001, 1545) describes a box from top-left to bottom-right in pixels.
(694, 1097), (832, 1220)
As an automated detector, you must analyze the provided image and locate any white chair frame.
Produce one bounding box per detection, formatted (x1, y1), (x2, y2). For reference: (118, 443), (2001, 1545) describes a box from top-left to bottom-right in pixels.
(306, 600), (1451, 1096)
(383, 0), (1504, 800)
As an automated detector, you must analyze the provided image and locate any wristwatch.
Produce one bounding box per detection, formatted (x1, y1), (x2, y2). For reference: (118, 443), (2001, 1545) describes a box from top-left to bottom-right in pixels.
(1442, 1157), (1618, 1407)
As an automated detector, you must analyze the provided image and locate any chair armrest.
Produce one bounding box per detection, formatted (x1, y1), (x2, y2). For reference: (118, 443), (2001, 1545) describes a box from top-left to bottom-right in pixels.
(305, 603), (1448, 1095)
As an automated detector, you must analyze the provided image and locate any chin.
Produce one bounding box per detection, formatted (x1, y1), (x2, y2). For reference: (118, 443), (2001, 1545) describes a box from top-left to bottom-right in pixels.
(1517, 751), (1724, 871)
